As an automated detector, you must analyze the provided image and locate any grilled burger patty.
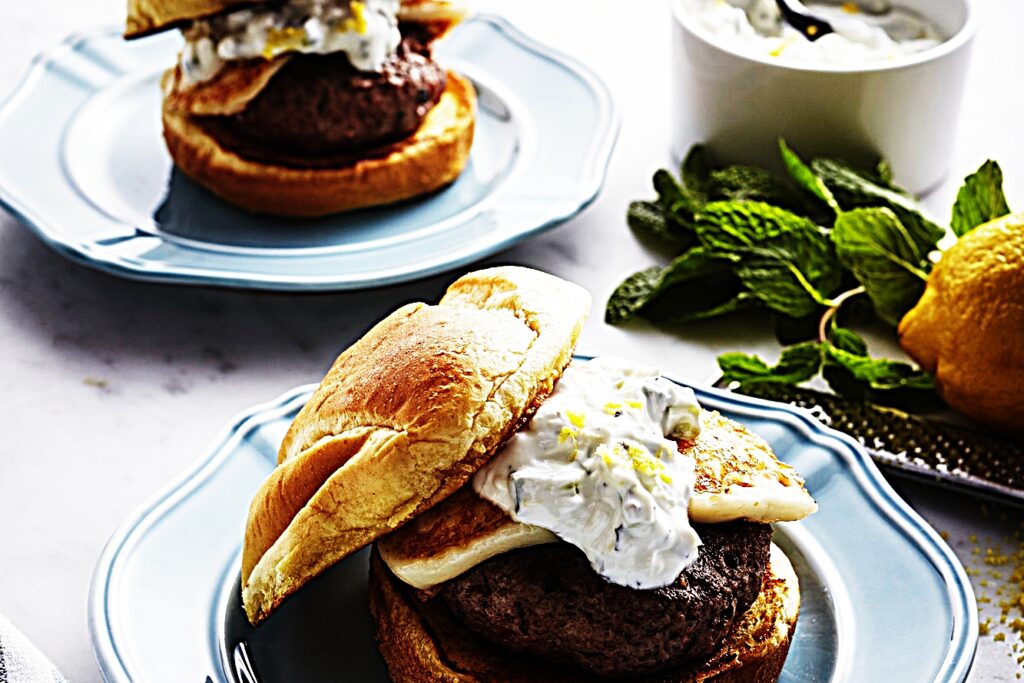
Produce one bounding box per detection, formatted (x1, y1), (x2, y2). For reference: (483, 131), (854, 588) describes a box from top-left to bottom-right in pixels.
(222, 37), (446, 156)
(440, 522), (773, 679)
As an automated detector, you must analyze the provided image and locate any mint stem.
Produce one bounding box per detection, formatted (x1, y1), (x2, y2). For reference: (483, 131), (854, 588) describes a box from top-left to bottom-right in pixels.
(818, 286), (867, 343)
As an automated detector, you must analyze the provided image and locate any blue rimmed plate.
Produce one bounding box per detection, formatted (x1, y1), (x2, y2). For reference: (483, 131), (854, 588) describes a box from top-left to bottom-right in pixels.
(92, 368), (978, 683)
(89, 368), (977, 682)
(0, 16), (617, 290)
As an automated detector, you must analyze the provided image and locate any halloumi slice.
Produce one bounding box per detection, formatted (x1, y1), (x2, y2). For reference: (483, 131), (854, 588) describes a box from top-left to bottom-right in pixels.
(379, 410), (816, 589)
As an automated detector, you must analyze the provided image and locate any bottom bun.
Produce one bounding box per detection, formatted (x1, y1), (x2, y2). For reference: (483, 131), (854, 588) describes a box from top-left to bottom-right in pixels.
(368, 542), (800, 683)
(161, 70), (476, 217)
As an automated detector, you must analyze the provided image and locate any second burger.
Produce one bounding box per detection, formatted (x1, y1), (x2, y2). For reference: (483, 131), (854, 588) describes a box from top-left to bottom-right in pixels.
(125, 0), (475, 216)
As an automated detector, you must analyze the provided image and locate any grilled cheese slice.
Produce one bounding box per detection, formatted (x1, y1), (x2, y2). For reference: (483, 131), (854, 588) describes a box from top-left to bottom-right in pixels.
(379, 410), (816, 589)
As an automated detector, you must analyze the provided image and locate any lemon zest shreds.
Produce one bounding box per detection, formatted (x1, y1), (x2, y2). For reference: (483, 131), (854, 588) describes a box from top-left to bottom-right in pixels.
(262, 26), (306, 58)
(623, 444), (672, 484)
(341, 1), (369, 33)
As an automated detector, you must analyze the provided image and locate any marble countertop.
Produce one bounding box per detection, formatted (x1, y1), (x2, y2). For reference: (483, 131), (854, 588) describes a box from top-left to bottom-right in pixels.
(0, 1), (1021, 680)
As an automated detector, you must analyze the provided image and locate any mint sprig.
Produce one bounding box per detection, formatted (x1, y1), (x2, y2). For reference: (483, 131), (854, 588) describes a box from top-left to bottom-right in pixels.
(718, 324), (935, 406)
(609, 143), (1013, 407)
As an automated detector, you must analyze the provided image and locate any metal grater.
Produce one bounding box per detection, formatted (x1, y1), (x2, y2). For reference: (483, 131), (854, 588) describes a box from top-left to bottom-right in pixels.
(732, 383), (1024, 504)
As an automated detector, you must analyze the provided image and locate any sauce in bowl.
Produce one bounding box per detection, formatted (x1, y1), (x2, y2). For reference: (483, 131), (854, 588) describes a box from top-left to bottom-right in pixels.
(693, 0), (943, 63)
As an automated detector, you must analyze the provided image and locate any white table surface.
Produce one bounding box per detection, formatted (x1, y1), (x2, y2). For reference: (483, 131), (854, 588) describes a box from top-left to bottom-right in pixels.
(0, 1), (1021, 680)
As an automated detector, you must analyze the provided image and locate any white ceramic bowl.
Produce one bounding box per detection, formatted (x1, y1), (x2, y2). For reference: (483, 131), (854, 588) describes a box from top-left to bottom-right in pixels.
(671, 0), (976, 194)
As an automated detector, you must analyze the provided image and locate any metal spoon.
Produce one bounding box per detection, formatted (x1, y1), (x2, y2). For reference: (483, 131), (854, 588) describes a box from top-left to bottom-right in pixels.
(777, 0), (936, 44)
(775, 0), (834, 41)
(821, 0), (893, 15)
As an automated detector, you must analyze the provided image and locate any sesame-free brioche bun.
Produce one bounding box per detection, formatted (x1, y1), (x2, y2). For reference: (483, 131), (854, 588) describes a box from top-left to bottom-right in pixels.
(241, 267), (591, 625)
(161, 68), (476, 217)
(368, 543), (800, 683)
(125, 0), (469, 38)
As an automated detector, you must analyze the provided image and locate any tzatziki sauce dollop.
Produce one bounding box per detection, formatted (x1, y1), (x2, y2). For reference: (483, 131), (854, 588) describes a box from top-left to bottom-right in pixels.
(180, 0), (401, 84)
(473, 357), (704, 590)
(692, 0), (943, 64)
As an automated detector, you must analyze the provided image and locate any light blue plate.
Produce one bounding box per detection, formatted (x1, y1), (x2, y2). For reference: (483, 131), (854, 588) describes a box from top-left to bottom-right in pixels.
(89, 368), (977, 682)
(0, 17), (617, 290)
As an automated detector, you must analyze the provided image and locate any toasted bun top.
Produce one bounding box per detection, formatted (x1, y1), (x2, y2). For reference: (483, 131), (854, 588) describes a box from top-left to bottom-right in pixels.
(126, 0), (468, 39)
(240, 267), (591, 624)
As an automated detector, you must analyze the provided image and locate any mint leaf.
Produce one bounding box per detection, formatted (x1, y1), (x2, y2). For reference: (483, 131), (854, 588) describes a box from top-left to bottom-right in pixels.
(605, 249), (755, 325)
(718, 342), (823, 388)
(951, 160), (1010, 237)
(734, 254), (833, 318)
(718, 353), (772, 377)
(653, 169), (703, 234)
(824, 345), (935, 392)
(674, 292), (758, 322)
(605, 266), (662, 324)
(657, 246), (731, 287)
(627, 201), (666, 236)
(637, 249), (757, 323)
(697, 201), (841, 318)
(681, 145), (713, 204)
(779, 139), (839, 213)
(822, 325), (936, 405)
(708, 166), (808, 214)
(627, 200), (694, 247)
(812, 157), (944, 254)
(653, 169), (687, 209)
(832, 208), (929, 325)
(827, 324), (868, 356)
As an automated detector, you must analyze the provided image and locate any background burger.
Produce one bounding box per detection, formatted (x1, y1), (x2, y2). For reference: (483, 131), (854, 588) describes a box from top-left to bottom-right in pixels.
(240, 266), (817, 681)
(125, 0), (475, 216)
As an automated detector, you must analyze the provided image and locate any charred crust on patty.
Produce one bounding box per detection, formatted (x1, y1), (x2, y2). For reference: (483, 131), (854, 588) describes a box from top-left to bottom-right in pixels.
(440, 522), (773, 678)
(216, 36), (447, 159)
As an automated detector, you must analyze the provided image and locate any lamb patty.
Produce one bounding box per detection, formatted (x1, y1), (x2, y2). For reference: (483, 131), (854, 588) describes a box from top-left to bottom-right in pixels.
(223, 38), (446, 156)
(441, 522), (773, 679)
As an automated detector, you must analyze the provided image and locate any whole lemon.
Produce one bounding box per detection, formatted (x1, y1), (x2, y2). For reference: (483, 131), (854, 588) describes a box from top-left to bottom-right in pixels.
(899, 214), (1024, 435)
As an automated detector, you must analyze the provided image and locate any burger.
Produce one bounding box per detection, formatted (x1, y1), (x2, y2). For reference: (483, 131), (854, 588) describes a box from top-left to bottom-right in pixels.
(240, 266), (818, 681)
(124, 0), (475, 216)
